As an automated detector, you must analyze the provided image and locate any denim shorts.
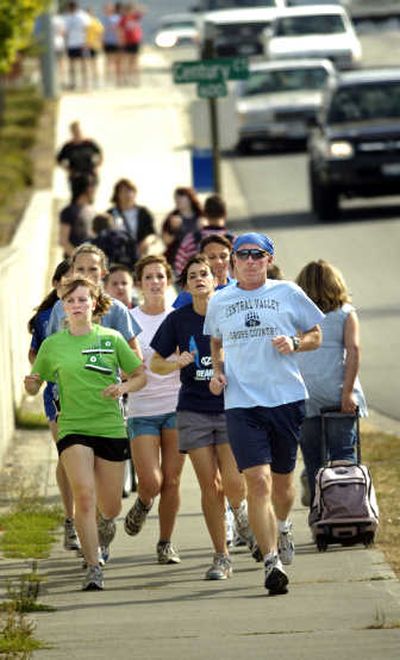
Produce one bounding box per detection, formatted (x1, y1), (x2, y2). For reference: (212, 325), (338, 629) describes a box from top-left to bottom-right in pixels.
(127, 412), (177, 440)
(226, 401), (305, 473)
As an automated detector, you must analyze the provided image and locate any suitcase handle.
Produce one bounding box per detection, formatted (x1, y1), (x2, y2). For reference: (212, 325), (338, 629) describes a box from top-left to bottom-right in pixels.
(320, 407), (361, 464)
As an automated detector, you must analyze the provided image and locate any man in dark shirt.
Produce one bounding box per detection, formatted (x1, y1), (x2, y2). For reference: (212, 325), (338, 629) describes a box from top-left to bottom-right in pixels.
(56, 121), (103, 185)
(59, 174), (97, 256)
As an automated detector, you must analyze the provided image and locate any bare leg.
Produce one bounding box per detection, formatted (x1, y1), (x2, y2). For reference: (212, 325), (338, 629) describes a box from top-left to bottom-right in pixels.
(215, 443), (246, 508)
(244, 464), (277, 556)
(272, 471), (295, 522)
(189, 446), (227, 554)
(158, 428), (185, 541)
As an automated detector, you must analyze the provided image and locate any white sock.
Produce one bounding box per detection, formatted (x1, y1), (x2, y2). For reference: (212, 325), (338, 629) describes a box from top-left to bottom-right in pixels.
(263, 551), (278, 565)
(277, 519), (291, 533)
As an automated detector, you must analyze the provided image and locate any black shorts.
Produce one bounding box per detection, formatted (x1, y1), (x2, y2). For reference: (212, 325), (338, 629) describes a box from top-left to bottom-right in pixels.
(104, 44), (121, 54)
(57, 434), (129, 462)
(125, 43), (140, 54)
(67, 47), (87, 59)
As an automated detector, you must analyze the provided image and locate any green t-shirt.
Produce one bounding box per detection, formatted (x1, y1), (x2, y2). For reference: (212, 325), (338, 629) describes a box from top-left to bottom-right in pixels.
(32, 325), (142, 440)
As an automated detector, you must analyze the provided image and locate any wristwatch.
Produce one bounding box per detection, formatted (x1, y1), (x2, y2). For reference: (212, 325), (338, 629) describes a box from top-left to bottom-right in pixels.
(291, 336), (301, 352)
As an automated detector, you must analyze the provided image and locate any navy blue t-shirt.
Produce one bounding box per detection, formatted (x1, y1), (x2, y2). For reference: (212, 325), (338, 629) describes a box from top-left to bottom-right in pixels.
(151, 304), (223, 413)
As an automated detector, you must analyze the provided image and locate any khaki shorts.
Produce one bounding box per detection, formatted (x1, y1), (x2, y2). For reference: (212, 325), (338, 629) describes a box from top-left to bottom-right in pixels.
(176, 410), (229, 454)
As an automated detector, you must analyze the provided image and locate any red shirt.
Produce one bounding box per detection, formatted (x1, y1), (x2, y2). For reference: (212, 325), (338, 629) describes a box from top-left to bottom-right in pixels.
(119, 12), (143, 45)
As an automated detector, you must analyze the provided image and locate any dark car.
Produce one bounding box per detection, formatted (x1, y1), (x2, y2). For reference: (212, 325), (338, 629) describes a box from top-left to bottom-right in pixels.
(308, 68), (400, 220)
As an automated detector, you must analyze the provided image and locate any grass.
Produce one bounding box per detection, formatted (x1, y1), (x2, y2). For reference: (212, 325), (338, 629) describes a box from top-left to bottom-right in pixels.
(15, 408), (48, 430)
(0, 501), (63, 560)
(361, 428), (400, 578)
(0, 603), (49, 657)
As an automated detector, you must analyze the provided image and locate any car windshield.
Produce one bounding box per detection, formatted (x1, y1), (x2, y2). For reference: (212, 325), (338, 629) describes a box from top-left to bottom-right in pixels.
(328, 83), (400, 122)
(275, 14), (346, 36)
(241, 67), (329, 95)
(202, 1), (278, 8)
(161, 21), (195, 29)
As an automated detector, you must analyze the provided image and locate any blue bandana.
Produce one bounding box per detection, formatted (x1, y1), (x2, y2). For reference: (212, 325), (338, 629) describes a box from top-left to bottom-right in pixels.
(232, 232), (274, 256)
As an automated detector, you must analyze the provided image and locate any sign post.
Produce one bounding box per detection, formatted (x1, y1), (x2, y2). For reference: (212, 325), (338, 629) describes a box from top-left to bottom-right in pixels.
(173, 54), (249, 193)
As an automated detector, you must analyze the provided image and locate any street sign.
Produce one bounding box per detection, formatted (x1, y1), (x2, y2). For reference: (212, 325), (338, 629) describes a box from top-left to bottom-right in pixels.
(173, 57), (249, 84)
(197, 80), (228, 99)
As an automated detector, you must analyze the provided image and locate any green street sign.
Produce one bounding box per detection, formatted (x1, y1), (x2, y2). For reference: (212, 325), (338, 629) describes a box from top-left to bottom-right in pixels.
(197, 80), (228, 99)
(173, 57), (249, 84)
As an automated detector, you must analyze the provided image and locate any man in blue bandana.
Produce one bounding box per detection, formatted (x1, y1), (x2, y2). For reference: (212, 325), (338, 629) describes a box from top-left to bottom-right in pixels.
(204, 232), (324, 595)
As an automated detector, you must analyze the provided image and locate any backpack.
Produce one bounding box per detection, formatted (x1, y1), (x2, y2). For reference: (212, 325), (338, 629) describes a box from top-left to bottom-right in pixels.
(91, 229), (138, 267)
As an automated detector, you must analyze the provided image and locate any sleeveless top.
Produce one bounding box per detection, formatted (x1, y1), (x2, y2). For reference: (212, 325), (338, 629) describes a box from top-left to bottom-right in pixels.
(296, 303), (367, 417)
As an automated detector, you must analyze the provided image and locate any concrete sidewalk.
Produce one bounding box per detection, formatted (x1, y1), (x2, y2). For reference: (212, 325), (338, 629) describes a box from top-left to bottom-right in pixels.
(1, 48), (400, 659)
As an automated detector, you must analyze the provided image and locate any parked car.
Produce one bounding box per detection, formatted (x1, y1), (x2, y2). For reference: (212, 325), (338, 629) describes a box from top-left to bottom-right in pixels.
(191, 1), (284, 11)
(235, 58), (336, 153)
(198, 3), (285, 58)
(308, 68), (400, 220)
(265, 5), (362, 70)
(154, 14), (199, 49)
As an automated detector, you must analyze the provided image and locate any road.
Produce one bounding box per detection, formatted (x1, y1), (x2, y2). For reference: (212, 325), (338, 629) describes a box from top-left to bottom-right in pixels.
(162, 27), (400, 422)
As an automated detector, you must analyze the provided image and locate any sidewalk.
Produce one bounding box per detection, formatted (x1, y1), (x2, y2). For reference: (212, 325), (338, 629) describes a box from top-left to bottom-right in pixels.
(1, 49), (400, 659)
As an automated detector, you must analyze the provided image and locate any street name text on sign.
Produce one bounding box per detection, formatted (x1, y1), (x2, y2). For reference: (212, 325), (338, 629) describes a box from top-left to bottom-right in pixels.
(173, 57), (249, 84)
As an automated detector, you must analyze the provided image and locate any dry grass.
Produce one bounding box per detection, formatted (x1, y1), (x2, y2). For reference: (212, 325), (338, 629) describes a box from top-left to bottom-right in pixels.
(361, 429), (400, 578)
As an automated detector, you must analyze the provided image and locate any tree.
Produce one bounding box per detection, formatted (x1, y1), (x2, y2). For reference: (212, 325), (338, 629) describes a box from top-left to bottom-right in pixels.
(0, 0), (49, 75)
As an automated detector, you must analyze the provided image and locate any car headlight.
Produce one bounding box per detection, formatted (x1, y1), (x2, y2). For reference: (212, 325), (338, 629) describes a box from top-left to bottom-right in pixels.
(155, 33), (177, 48)
(328, 141), (354, 159)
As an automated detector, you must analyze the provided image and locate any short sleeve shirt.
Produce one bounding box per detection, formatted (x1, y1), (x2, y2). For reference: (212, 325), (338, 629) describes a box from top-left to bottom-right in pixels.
(204, 280), (325, 409)
(151, 304), (224, 413)
(33, 325), (142, 439)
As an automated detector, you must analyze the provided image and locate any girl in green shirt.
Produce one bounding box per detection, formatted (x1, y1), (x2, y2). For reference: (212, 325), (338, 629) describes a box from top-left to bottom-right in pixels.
(25, 277), (146, 591)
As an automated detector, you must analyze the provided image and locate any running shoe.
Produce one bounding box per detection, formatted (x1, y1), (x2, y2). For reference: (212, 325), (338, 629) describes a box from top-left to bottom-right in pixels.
(63, 518), (81, 552)
(156, 541), (181, 565)
(225, 505), (235, 548)
(97, 514), (116, 562)
(82, 548), (105, 570)
(264, 555), (288, 595)
(205, 553), (232, 580)
(278, 522), (295, 566)
(82, 565), (104, 591)
(124, 498), (151, 536)
(232, 500), (256, 550)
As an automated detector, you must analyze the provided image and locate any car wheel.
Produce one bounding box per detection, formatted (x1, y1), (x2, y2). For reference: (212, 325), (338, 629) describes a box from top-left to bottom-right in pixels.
(309, 165), (339, 221)
(236, 139), (253, 156)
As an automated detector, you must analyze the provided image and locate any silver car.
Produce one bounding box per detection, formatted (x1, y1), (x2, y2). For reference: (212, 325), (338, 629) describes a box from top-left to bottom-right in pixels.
(235, 58), (336, 153)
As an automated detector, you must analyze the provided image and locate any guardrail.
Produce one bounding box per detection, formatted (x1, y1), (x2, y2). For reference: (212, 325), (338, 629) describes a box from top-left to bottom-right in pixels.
(0, 190), (54, 464)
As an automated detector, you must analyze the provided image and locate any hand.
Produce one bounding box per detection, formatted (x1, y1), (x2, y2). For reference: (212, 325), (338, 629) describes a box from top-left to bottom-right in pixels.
(102, 383), (124, 399)
(210, 373), (227, 396)
(169, 214), (183, 231)
(341, 392), (357, 414)
(272, 335), (293, 355)
(176, 351), (195, 369)
(24, 373), (42, 395)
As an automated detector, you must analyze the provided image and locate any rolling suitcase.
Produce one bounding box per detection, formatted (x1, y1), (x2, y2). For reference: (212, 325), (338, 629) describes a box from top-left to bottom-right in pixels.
(309, 407), (379, 552)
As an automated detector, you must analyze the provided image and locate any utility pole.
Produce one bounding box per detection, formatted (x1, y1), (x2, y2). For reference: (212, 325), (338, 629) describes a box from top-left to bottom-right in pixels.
(201, 24), (222, 194)
(38, 2), (58, 99)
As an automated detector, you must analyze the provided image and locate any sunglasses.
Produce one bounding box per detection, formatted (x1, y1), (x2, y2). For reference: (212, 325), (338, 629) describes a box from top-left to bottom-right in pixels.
(235, 249), (267, 261)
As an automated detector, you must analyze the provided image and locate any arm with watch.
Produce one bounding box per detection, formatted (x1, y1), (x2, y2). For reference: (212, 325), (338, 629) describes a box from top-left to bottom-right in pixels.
(272, 326), (322, 355)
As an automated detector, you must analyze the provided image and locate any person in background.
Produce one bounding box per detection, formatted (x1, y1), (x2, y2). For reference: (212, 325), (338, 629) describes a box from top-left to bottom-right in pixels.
(28, 259), (72, 442)
(108, 178), (156, 259)
(86, 8), (104, 88)
(205, 232), (324, 595)
(124, 256), (185, 565)
(173, 233), (233, 309)
(150, 255), (255, 581)
(174, 194), (233, 277)
(59, 174), (97, 257)
(91, 213), (138, 268)
(104, 264), (139, 309)
(118, 2), (146, 85)
(25, 277), (146, 591)
(162, 187), (203, 267)
(63, 1), (90, 89)
(295, 259), (368, 506)
(101, 2), (124, 85)
(56, 120), (103, 186)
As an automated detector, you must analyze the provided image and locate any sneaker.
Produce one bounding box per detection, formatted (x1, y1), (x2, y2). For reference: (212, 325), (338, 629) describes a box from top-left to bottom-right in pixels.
(225, 505), (235, 548)
(64, 518), (80, 551)
(264, 555), (288, 595)
(300, 469), (311, 507)
(156, 541), (181, 565)
(97, 514), (116, 562)
(124, 498), (151, 536)
(82, 548), (105, 570)
(232, 500), (255, 550)
(250, 542), (263, 562)
(278, 522), (295, 566)
(205, 553), (232, 580)
(82, 565), (104, 591)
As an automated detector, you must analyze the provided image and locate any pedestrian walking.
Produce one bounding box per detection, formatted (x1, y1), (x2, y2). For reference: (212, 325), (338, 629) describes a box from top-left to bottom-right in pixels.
(204, 232), (324, 595)
(63, 1), (90, 89)
(161, 187), (203, 267)
(150, 255), (255, 580)
(295, 259), (368, 505)
(25, 276), (146, 591)
(123, 256), (185, 565)
(56, 120), (103, 187)
(59, 174), (97, 257)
